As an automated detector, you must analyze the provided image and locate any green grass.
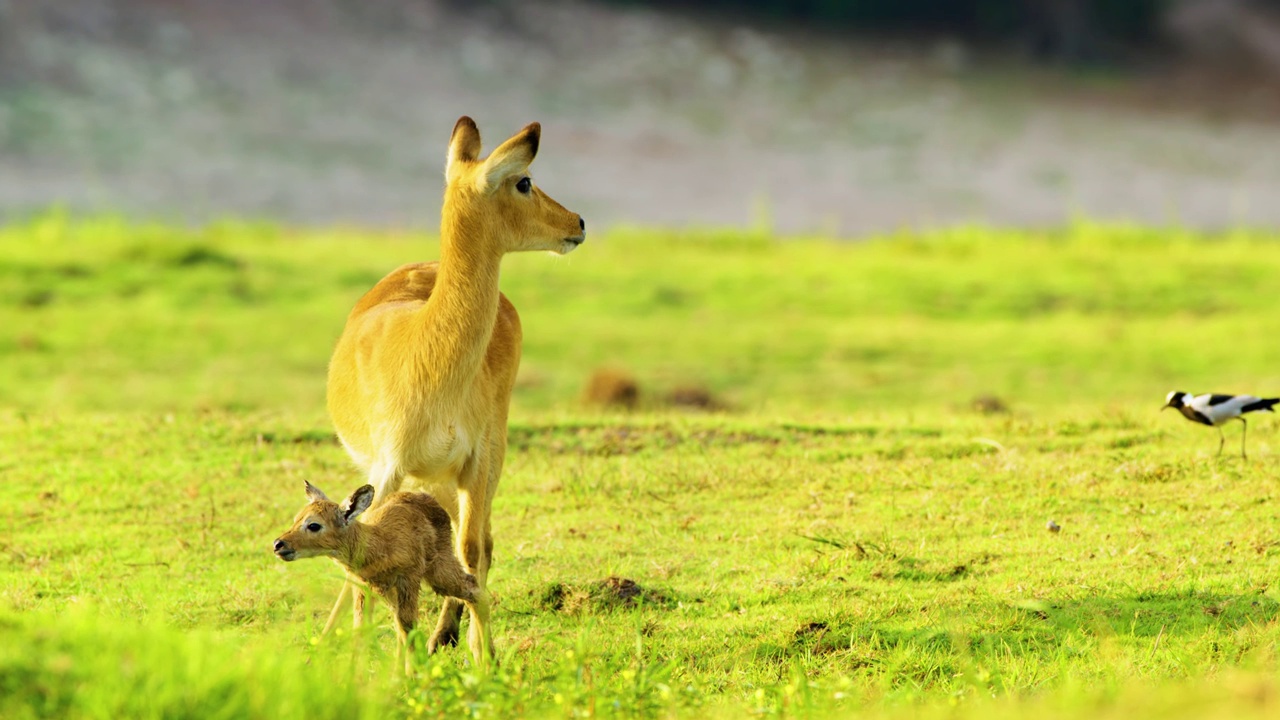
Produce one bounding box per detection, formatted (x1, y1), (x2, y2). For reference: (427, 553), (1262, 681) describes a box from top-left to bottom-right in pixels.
(5, 212), (1280, 414)
(4, 213), (1280, 718)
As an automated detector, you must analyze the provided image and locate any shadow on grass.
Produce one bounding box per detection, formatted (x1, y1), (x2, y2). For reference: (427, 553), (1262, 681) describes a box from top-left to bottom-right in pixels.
(1023, 590), (1280, 638)
(776, 591), (1280, 682)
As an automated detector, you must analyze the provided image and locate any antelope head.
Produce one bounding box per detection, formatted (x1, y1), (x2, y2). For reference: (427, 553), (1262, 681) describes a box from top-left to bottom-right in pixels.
(442, 116), (586, 256)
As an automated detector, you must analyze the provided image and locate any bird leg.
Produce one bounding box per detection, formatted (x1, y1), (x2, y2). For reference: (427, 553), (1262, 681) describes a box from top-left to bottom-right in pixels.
(1241, 417), (1248, 460)
(1217, 426), (1225, 458)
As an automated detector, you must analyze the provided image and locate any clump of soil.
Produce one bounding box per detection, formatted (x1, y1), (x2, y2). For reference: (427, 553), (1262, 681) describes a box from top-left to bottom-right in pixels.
(582, 368), (641, 410)
(664, 384), (728, 412)
(970, 394), (1010, 414)
(600, 576), (644, 603)
(537, 576), (673, 614)
(791, 620), (849, 656)
(794, 621), (828, 638)
(582, 368), (731, 413)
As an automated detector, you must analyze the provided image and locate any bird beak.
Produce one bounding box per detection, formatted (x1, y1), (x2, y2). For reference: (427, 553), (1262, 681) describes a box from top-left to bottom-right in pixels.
(1160, 404), (1171, 411)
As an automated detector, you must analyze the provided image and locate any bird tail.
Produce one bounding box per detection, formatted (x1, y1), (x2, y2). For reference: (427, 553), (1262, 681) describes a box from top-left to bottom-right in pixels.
(1242, 398), (1279, 413)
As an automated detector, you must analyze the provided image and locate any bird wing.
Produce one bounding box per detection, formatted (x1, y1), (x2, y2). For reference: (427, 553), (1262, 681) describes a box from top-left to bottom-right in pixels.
(1191, 394), (1259, 423)
(1178, 405), (1214, 426)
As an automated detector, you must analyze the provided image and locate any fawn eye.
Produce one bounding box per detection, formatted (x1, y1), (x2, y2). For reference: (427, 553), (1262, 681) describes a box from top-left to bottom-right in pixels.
(516, 177), (531, 194)
(306, 522), (322, 532)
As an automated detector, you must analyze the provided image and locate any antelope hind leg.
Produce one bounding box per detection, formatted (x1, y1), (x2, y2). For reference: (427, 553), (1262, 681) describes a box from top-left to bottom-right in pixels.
(429, 598), (464, 652)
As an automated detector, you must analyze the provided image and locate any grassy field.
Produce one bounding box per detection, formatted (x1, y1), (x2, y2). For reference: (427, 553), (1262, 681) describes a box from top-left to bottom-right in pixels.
(4, 214), (1280, 718)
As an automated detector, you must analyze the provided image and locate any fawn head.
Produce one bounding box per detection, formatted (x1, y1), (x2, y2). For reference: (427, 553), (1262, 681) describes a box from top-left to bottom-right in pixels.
(273, 482), (375, 562)
(443, 116), (585, 256)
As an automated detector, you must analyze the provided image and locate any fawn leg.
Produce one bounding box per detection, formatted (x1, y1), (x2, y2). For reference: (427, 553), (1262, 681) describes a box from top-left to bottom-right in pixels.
(431, 556), (490, 666)
(392, 582), (421, 676)
(321, 582), (350, 636)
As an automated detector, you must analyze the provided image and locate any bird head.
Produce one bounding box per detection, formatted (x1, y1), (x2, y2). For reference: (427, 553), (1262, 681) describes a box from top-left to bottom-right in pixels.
(1163, 391), (1188, 411)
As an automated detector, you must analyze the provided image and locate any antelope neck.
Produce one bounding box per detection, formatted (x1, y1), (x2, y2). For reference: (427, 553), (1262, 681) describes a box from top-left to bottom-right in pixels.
(415, 225), (503, 393)
(336, 523), (375, 572)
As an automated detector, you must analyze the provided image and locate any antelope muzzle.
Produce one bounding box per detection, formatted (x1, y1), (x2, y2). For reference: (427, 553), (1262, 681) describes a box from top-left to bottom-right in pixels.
(272, 538), (297, 561)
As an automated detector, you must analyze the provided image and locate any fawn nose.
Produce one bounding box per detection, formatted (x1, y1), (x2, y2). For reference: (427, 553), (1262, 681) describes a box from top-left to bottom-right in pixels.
(578, 216), (585, 231)
(273, 539), (287, 553)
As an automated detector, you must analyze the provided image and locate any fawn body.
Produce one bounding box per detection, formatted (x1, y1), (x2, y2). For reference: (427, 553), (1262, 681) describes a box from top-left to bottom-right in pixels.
(324, 116), (584, 662)
(273, 482), (485, 672)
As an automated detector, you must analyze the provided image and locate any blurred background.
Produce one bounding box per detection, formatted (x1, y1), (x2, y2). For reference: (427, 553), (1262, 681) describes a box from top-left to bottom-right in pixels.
(2, 0), (1280, 235)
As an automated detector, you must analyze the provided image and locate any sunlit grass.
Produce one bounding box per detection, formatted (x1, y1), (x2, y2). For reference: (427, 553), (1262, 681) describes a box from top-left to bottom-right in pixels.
(4, 214), (1280, 717)
(4, 213), (1280, 414)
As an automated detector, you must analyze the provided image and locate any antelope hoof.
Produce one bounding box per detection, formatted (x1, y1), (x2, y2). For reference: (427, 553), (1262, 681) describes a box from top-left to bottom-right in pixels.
(428, 625), (460, 653)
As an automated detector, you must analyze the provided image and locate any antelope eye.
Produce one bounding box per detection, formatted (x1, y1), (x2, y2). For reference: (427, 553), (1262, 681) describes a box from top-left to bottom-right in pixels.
(306, 522), (322, 532)
(516, 177), (531, 194)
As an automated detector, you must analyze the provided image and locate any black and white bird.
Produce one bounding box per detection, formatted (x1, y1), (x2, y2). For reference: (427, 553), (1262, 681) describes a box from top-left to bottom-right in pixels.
(1162, 391), (1278, 458)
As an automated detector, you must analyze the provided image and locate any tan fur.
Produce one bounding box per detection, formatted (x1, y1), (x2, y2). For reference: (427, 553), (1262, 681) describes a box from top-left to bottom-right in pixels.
(323, 116), (584, 663)
(274, 483), (482, 673)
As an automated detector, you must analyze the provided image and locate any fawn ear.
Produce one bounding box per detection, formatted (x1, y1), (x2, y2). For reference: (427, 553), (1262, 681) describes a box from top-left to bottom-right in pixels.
(340, 485), (375, 525)
(479, 122), (539, 192)
(446, 116), (482, 186)
(304, 481), (329, 503)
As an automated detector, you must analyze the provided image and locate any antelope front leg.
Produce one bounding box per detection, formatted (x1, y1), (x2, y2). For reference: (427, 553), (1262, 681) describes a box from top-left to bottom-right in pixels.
(465, 587), (493, 667)
(322, 574), (370, 634)
(428, 488), (465, 653)
(325, 573), (370, 631)
(433, 590), (492, 665)
(429, 571), (492, 664)
(352, 584), (369, 628)
(456, 486), (494, 666)
(426, 531), (486, 657)
(321, 581), (351, 636)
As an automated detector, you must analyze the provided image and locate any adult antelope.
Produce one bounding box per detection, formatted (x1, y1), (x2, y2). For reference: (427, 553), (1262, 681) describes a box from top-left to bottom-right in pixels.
(324, 116), (585, 664)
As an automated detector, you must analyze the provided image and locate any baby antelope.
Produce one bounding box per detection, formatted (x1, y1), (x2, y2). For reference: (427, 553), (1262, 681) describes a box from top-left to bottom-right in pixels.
(273, 481), (490, 671)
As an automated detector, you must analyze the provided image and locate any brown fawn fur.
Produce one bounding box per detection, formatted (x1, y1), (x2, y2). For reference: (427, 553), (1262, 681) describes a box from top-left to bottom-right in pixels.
(323, 116), (585, 663)
(273, 482), (481, 673)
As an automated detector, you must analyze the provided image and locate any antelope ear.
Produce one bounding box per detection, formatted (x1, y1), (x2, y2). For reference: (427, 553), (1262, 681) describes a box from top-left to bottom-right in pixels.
(478, 122), (540, 192)
(446, 116), (482, 185)
(340, 485), (375, 525)
(304, 481), (329, 503)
